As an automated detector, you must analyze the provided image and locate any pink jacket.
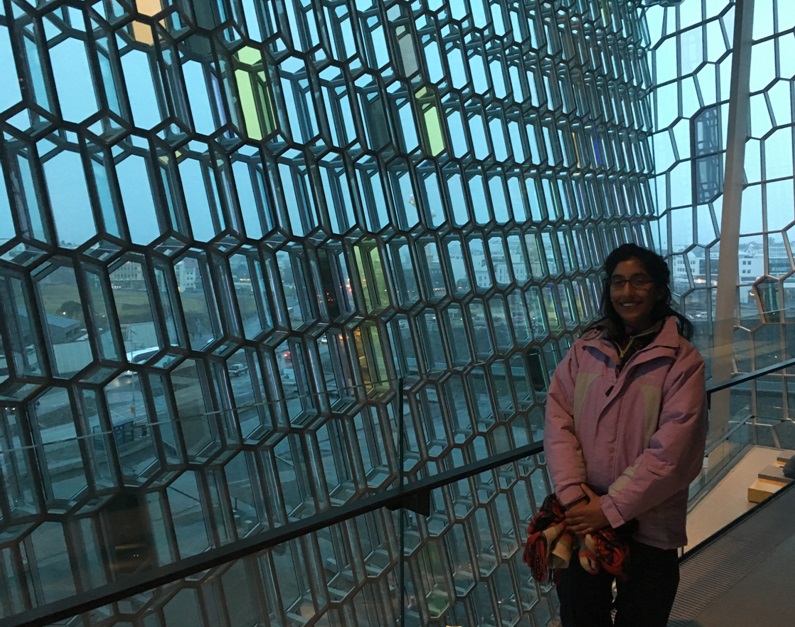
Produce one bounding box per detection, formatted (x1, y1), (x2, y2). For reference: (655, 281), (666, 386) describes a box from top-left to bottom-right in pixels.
(544, 317), (707, 550)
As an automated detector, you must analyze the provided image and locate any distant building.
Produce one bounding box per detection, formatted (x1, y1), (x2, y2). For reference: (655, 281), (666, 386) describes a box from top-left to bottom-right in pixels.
(673, 244), (767, 288)
(18, 310), (82, 344)
(175, 258), (200, 291)
(111, 261), (146, 290)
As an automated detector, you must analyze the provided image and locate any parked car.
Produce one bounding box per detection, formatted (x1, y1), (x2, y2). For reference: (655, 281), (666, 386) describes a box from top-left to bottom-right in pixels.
(228, 363), (248, 377)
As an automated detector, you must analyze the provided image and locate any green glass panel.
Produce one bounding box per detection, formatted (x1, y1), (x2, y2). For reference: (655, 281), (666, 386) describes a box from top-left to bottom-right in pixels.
(416, 87), (446, 157)
(234, 46), (277, 141)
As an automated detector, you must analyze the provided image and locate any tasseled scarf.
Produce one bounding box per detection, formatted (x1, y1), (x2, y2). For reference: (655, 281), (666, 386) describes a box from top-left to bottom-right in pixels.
(522, 493), (633, 584)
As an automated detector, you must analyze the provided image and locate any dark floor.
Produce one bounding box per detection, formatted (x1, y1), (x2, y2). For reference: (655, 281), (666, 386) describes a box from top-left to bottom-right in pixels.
(669, 481), (795, 626)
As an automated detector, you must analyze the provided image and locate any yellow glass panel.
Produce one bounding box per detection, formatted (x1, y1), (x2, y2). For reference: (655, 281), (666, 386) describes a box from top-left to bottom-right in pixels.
(354, 240), (391, 315)
(353, 245), (372, 312)
(131, 21), (154, 45)
(131, 1), (164, 44)
(542, 285), (564, 333)
(368, 247), (390, 311)
(136, 0), (162, 17)
(353, 323), (390, 396)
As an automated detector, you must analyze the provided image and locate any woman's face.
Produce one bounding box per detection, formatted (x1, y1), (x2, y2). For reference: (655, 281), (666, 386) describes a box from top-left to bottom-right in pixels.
(609, 258), (662, 333)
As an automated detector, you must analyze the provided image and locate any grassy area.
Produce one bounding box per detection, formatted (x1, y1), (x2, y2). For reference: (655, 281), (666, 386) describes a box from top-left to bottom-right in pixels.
(38, 285), (260, 326)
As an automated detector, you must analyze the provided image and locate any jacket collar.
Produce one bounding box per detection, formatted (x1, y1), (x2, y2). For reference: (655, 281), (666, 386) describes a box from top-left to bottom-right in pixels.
(581, 316), (681, 359)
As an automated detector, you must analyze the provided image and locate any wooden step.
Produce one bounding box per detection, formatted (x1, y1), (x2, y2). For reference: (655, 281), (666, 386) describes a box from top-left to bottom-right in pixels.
(748, 478), (786, 504)
(758, 464), (794, 484)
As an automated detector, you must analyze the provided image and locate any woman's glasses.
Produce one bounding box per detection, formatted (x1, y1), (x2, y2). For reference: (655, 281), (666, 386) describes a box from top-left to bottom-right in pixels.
(609, 275), (654, 290)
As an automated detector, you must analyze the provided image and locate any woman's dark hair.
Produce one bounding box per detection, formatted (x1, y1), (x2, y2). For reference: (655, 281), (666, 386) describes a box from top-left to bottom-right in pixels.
(599, 243), (693, 340)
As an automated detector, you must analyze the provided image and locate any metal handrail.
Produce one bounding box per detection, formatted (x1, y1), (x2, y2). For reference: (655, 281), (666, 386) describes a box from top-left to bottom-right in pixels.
(8, 359), (795, 626)
(4, 438), (544, 627)
(705, 356), (795, 395)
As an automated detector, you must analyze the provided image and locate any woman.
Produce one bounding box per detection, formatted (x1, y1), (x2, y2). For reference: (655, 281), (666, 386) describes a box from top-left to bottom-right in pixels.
(544, 243), (707, 627)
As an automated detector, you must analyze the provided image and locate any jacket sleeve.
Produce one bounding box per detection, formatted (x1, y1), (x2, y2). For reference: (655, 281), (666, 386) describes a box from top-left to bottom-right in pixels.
(600, 347), (707, 527)
(544, 343), (588, 507)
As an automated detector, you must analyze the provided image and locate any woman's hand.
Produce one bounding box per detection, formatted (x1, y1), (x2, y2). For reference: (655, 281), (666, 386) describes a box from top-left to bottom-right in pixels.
(564, 484), (610, 535)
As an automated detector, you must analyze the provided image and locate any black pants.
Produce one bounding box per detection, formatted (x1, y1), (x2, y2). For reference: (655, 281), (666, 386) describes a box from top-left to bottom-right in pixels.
(556, 540), (680, 627)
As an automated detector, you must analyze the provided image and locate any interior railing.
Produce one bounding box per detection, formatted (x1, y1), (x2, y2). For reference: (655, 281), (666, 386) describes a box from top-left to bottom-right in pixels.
(691, 356), (795, 504)
(4, 359), (795, 627)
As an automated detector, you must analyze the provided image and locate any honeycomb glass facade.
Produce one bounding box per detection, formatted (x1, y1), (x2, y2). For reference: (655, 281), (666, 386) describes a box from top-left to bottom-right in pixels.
(0, 0), (792, 625)
(647, 0), (795, 448)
